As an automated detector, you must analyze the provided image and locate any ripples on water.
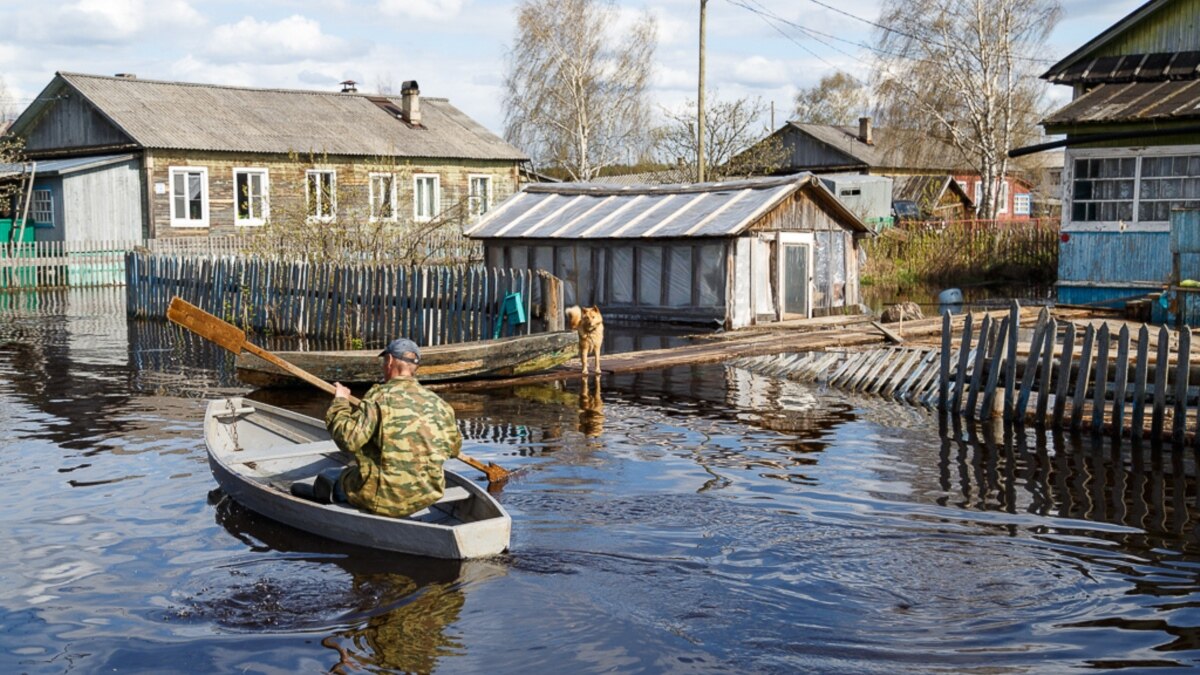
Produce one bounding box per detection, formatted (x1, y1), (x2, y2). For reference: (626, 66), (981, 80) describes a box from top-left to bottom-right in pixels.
(1, 289), (1200, 672)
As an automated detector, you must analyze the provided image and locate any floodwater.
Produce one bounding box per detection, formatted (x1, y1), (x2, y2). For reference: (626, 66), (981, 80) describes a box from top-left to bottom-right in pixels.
(3, 289), (1200, 673)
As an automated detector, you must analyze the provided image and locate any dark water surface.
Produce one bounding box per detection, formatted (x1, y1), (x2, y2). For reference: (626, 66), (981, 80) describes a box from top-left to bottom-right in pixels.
(3, 289), (1200, 673)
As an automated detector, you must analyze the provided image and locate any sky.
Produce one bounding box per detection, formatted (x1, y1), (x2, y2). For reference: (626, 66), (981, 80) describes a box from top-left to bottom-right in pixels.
(0, 0), (1143, 138)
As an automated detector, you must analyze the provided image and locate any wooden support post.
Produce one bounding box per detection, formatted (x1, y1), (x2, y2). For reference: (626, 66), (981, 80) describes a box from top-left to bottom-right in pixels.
(1091, 324), (1111, 435)
(1036, 318), (1057, 424)
(1070, 324), (1096, 432)
(964, 315), (992, 418)
(1003, 301), (1020, 420)
(952, 313), (974, 415)
(980, 316), (1009, 422)
(1111, 325), (1130, 440)
(939, 310), (951, 411)
(1053, 323), (1076, 428)
(1173, 327), (1191, 445)
(1152, 326), (1170, 440)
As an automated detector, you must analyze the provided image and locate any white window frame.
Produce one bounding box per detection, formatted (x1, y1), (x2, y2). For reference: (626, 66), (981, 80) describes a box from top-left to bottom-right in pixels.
(369, 172), (398, 222)
(1013, 193), (1032, 216)
(974, 180), (983, 207)
(306, 169), (337, 222)
(1064, 144), (1200, 233)
(997, 179), (1010, 214)
(468, 174), (492, 218)
(413, 173), (441, 222)
(169, 166), (210, 228)
(31, 188), (53, 225)
(233, 168), (270, 226)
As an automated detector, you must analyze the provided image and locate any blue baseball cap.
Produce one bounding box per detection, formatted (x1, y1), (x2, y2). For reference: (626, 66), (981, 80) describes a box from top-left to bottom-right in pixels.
(379, 338), (421, 364)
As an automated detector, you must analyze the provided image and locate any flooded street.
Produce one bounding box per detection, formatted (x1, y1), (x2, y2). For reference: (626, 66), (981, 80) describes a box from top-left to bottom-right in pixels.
(3, 289), (1200, 673)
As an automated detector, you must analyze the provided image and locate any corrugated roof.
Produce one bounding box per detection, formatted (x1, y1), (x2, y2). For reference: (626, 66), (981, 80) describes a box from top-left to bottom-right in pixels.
(1046, 50), (1200, 85)
(16, 72), (527, 161)
(0, 154), (136, 176)
(1043, 79), (1200, 125)
(465, 173), (869, 239)
(782, 122), (973, 173)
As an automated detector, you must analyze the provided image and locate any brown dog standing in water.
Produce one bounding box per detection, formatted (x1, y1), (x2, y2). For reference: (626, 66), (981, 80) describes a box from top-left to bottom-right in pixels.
(566, 305), (604, 374)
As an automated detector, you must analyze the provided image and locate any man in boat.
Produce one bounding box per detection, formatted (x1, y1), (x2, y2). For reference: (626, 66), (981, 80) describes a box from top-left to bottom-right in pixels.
(296, 338), (463, 517)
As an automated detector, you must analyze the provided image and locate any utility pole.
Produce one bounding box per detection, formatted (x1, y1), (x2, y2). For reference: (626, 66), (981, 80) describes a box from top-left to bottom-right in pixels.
(697, 0), (707, 183)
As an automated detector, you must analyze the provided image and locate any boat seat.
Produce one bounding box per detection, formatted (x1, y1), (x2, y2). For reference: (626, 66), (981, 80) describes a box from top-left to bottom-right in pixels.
(230, 440), (339, 465)
(325, 486), (472, 521)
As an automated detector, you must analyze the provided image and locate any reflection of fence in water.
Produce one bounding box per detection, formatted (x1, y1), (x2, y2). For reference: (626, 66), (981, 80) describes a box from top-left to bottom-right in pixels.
(941, 421), (1199, 541)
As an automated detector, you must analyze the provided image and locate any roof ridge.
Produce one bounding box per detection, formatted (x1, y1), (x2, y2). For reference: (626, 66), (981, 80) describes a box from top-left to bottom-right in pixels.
(59, 71), (450, 102)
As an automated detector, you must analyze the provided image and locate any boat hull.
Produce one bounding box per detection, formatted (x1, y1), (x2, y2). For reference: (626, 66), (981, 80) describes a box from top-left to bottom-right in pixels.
(204, 398), (511, 559)
(236, 331), (578, 387)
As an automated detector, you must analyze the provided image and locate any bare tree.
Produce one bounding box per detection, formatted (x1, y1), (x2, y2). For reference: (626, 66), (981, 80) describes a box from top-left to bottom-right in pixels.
(872, 0), (1059, 218)
(794, 72), (869, 126)
(653, 94), (784, 181)
(503, 0), (656, 181)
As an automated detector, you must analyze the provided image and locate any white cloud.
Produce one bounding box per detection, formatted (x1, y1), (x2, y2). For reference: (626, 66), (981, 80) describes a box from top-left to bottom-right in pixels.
(16, 0), (202, 46)
(207, 15), (359, 64)
(731, 55), (790, 87)
(377, 0), (464, 22)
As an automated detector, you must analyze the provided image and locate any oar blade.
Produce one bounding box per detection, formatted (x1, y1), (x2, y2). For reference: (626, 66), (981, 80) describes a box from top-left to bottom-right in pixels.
(167, 296), (247, 355)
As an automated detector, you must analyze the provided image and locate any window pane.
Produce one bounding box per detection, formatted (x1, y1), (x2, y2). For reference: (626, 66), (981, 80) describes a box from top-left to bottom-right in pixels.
(236, 172), (250, 219)
(668, 246), (692, 307)
(188, 173), (203, 219)
(697, 244), (723, 306)
(611, 247), (633, 303)
(638, 246), (662, 306)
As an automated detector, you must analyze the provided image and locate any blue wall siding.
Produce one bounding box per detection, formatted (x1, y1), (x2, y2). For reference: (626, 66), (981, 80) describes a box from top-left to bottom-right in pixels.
(1058, 231), (1170, 284)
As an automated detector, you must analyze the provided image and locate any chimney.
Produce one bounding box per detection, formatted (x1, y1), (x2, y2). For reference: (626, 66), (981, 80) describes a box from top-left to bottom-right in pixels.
(858, 116), (873, 145)
(114, 73), (137, 79)
(401, 80), (421, 126)
(340, 80), (358, 94)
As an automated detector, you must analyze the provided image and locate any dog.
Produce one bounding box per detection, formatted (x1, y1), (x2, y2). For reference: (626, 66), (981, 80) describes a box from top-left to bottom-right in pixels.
(566, 305), (604, 375)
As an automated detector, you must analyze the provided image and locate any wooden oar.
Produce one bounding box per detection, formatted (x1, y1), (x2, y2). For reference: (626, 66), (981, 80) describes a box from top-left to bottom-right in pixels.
(166, 296), (511, 484)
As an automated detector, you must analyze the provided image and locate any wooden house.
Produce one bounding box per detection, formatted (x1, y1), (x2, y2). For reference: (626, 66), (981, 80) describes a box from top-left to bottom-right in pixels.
(5, 72), (527, 241)
(890, 175), (976, 222)
(754, 118), (1037, 220)
(464, 174), (871, 328)
(1039, 0), (1200, 306)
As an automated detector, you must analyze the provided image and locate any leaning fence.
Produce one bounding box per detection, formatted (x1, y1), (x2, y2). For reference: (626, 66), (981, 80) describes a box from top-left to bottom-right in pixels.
(125, 251), (565, 346)
(0, 240), (139, 289)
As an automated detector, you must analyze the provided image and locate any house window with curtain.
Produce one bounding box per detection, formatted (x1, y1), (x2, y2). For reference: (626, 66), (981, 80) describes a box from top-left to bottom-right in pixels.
(234, 168), (269, 226)
(169, 166), (209, 227)
(31, 189), (53, 226)
(369, 173), (397, 222)
(414, 174), (440, 221)
(306, 169), (336, 221)
(469, 175), (491, 217)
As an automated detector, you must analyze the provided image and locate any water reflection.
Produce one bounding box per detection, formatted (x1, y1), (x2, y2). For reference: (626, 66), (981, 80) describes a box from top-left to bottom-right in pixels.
(205, 494), (503, 673)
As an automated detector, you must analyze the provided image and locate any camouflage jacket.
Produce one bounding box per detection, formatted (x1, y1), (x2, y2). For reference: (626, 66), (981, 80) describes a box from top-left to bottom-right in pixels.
(325, 376), (462, 517)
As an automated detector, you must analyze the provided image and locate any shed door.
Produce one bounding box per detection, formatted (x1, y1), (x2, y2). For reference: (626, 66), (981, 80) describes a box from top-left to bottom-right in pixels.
(783, 243), (810, 316)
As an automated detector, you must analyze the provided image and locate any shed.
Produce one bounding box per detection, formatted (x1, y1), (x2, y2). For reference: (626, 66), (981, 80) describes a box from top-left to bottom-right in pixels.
(465, 173), (871, 328)
(0, 154), (142, 241)
(817, 173), (894, 229)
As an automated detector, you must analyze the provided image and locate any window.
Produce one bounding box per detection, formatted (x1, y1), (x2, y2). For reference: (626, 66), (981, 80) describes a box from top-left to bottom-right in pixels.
(234, 168), (269, 226)
(1137, 154), (1200, 222)
(369, 173), (397, 221)
(169, 167), (209, 227)
(1013, 193), (1031, 216)
(974, 180), (983, 206)
(31, 189), (52, 225)
(306, 170), (336, 221)
(997, 180), (1010, 214)
(414, 174), (440, 221)
(469, 175), (492, 217)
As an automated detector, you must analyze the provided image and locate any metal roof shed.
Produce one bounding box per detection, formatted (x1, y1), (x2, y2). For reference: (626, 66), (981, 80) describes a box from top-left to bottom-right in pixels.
(466, 173), (870, 328)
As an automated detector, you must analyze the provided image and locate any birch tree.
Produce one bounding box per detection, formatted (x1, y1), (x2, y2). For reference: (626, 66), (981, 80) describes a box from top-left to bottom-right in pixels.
(794, 72), (869, 126)
(653, 94), (785, 181)
(872, 0), (1059, 218)
(503, 0), (656, 181)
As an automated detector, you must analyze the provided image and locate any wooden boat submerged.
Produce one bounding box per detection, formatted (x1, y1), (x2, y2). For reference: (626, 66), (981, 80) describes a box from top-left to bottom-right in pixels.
(236, 331), (578, 387)
(204, 397), (511, 559)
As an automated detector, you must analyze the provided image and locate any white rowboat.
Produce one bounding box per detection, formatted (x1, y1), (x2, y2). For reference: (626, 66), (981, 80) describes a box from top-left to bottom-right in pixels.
(204, 397), (511, 559)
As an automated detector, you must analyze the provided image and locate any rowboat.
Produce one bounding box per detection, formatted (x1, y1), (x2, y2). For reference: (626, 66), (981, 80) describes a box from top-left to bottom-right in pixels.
(204, 397), (511, 559)
(235, 331), (578, 387)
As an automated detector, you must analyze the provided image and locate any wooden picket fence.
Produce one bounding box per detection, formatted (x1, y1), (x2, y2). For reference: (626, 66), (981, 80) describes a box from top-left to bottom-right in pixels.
(125, 251), (565, 346)
(864, 219), (1059, 284)
(0, 240), (140, 289)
